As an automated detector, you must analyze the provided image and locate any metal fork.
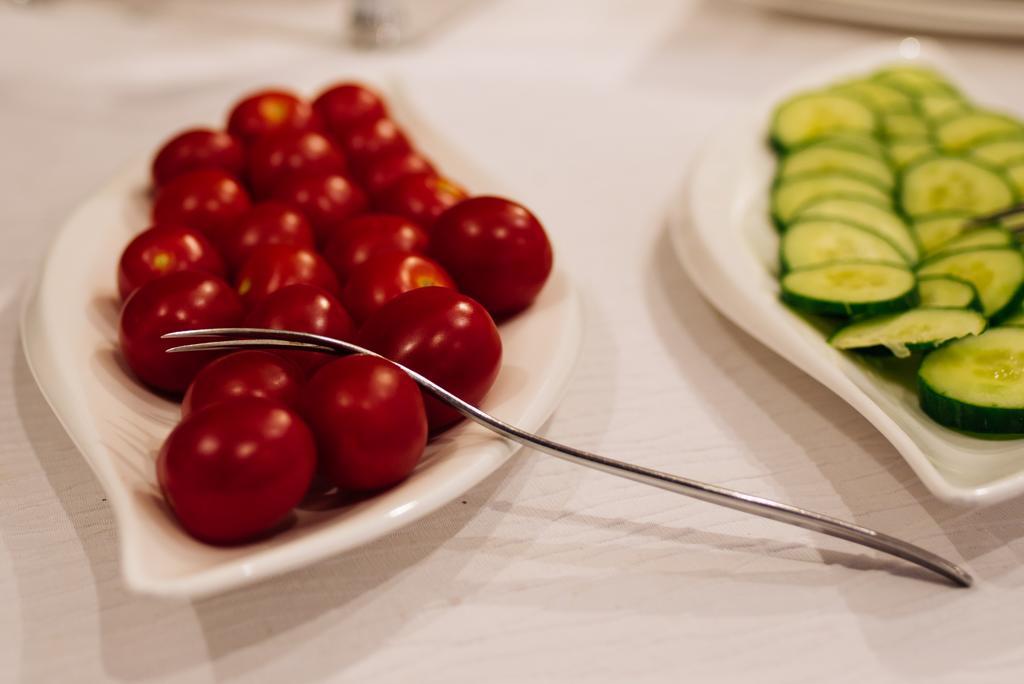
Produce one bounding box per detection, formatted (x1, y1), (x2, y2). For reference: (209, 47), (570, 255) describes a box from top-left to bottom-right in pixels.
(164, 328), (972, 588)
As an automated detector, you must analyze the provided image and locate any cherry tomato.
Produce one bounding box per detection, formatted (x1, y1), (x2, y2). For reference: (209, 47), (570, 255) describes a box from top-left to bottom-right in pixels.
(431, 196), (553, 318)
(356, 287), (501, 432)
(158, 397), (316, 544)
(119, 271), (244, 394)
(336, 117), (410, 172)
(271, 173), (368, 245)
(151, 128), (244, 188)
(182, 350), (303, 417)
(322, 213), (429, 283)
(300, 355), (427, 491)
(117, 224), (226, 300)
(246, 130), (346, 197)
(216, 201), (315, 271)
(244, 283), (354, 374)
(234, 244), (340, 309)
(359, 149), (435, 196)
(376, 174), (467, 228)
(152, 169), (251, 247)
(226, 89), (319, 145)
(343, 251), (455, 323)
(313, 82), (387, 136)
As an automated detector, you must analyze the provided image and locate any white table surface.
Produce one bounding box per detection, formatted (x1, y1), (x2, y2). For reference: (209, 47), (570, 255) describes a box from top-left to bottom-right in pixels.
(4, 1), (1024, 682)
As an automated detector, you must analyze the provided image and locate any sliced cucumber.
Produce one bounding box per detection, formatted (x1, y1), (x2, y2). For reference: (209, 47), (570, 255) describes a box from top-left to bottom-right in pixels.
(887, 139), (935, 169)
(899, 155), (1016, 218)
(780, 219), (908, 271)
(918, 275), (981, 310)
(779, 144), (894, 187)
(919, 327), (1024, 433)
(781, 261), (917, 317)
(873, 65), (957, 97)
(830, 308), (985, 357)
(930, 227), (1013, 256)
(1007, 163), (1024, 197)
(772, 173), (892, 225)
(935, 111), (1023, 152)
(882, 113), (930, 140)
(917, 247), (1024, 320)
(832, 80), (914, 114)
(808, 133), (888, 159)
(969, 134), (1024, 167)
(792, 196), (919, 262)
(918, 92), (970, 121)
(912, 212), (972, 253)
(770, 92), (879, 152)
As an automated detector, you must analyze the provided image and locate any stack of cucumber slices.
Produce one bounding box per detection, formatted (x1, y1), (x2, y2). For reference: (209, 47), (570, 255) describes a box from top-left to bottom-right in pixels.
(769, 64), (1024, 435)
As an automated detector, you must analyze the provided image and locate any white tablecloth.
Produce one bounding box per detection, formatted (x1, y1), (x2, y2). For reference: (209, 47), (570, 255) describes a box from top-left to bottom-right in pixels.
(4, 1), (1024, 682)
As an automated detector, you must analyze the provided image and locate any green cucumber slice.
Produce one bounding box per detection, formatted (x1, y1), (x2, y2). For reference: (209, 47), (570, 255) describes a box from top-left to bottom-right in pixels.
(873, 65), (957, 97)
(917, 247), (1024, 320)
(779, 144), (895, 187)
(832, 80), (914, 114)
(887, 139), (935, 169)
(830, 308), (985, 357)
(969, 134), (1024, 166)
(918, 93), (970, 121)
(919, 327), (1024, 433)
(882, 113), (930, 140)
(912, 212), (972, 253)
(899, 155), (1016, 218)
(930, 227), (1013, 257)
(772, 173), (891, 225)
(1007, 164), (1024, 197)
(780, 219), (908, 271)
(781, 261), (917, 317)
(792, 196), (919, 262)
(770, 92), (878, 152)
(918, 275), (982, 310)
(935, 111), (1023, 152)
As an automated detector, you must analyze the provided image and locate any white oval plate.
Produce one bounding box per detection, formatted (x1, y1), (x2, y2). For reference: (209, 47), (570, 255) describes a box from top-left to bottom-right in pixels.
(20, 86), (583, 599)
(670, 39), (1024, 507)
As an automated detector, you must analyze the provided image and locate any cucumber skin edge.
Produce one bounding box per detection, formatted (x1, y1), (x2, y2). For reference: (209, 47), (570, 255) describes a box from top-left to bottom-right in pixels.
(919, 374), (1024, 434)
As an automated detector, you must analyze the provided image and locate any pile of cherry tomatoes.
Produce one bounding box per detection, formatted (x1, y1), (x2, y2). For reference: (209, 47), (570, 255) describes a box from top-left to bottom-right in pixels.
(116, 83), (553, 545)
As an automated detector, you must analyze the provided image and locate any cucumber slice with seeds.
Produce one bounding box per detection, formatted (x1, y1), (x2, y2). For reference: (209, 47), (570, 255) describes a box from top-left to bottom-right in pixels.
(882, 113), (930, 140)
(830, 308), (985, 357)
(772, 172), (892, 225)
(930, 227), (1013, 257)
(919, 328), (1024, 433)
(792, 195), (918, 262)
(917, 247), (1024, 320)
(779, 144), (895, 187)
(770, 92), (879, 152)
(969, 135), (1024, 166)
(918, 275), (982, 310)
(887, 139), (935, 169)
(912, 212), (973, 253)
(780, 219), (908, 271)
(899, 155), (1016, 218)
(936, 111), (1023, 152)
(781, 261), (917, 317)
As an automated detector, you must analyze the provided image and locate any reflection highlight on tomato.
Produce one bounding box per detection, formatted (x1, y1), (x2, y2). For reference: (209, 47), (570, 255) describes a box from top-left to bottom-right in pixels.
(119, 270), (244, 394)
(377, 173), (467, 227)
(182, 350), (303, 417)
(158, 397), (317, 544)
(152, 169), (251, 248)
(356, 287), (502, 432)
(227, 89), (320, 144)
(234, 244), (340, 308)
(151, 128), (245, 188)
(359, 149), (436, 196)
(246, 130), (346, 197)
(343, 250), (455, 323)
(337, 117), (411, 171)
(117, 224), (225, 300)
(323, 213), (429, 283)
(271, 172), (367, 245)
(300, 355), (427, 492)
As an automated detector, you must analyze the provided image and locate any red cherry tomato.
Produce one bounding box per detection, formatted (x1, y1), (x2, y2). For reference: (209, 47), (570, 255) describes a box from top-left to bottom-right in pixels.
(246, 131), (346, 198)
(119, 271), (244, 394)
(182, 350), (303, 417)
(152, 169), (251, 247)
(234, 244), (340, 309)
(343, 251), (455, 323)
(337, 117), (410, 172)
(117, 224), (226, 300)
(431, 196), (554, 318)
(359, 150), (435, 196)
(245, 283), (354, 374)
(356, 287), (501, 432)
(376, 174), (467, 228)
(226, 89), (319, 144)
(271, 173), (367, 245)
(151, 128), (244, 188)
(313, 82), (387, 136)
(216, 201), (315, 271)
(300, 355), (427, 491)
(158, 397), (316, 544)
(322, 213), (429, 283)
